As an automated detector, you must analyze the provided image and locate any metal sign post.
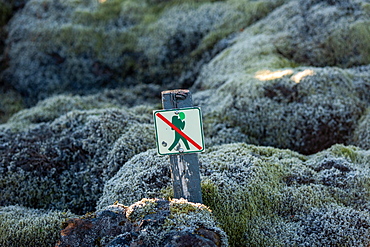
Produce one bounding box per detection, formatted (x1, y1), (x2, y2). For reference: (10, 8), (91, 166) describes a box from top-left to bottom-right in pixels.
(154, 89), (203, 203)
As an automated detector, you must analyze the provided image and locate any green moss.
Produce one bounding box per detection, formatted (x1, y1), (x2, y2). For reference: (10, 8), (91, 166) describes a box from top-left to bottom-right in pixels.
(160, 184), (174, 200)
(0, 206), (75, 247)
(169, 198), (210, 215)
(86, 0), (122, 21)
(147, 0), (222, 16)
(198, 144), (302, 246)
(99, 143), (370, 246)
(361, 2), (370, 16)
(126, 198), (158, 222)
(193, 0), (286, 57)
(0, 2), (12, 26)
(0, 89), (24, 124)
(55, 24), (136, 59)
(349, 21), (370, 64)
(201, 179), (246, 245)
(326, 20), (370, 67)
(328, 144), (362, 163)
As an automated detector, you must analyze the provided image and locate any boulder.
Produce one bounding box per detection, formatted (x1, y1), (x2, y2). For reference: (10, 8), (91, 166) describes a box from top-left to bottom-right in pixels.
(57, 198), (228, 247)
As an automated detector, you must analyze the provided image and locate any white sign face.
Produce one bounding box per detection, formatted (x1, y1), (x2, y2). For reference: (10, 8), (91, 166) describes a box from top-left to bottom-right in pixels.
(153, 107), (205, 155)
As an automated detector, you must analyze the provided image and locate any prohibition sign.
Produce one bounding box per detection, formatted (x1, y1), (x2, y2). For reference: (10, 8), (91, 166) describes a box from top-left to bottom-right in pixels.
(153, 107), (205, 155)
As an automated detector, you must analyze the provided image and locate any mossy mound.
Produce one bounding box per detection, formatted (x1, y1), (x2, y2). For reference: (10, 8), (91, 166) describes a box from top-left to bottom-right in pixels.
(0, 107), (155, 214)
(97, 149), (170, 209)
(58, 198), (228, 246)
(195, 66), (366, 154)
(352, 108), (370, 149)
(98, 143), (370, 246)
(0, 87), (24, 123)
(4, 84), (161, 130)
(273, 0), (370, 68)
(2, 0), (285, 105)
(191, 0), (370, 154)
(0, 205), (75, 247)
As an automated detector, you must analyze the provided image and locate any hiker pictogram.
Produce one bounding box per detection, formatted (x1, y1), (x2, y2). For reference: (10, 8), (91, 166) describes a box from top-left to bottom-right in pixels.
(153, 107), (205, 155)
(168, 112), (190, 151)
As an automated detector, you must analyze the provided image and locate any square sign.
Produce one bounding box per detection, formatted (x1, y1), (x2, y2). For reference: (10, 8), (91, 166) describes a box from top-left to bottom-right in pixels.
(153, 107), (205, 155)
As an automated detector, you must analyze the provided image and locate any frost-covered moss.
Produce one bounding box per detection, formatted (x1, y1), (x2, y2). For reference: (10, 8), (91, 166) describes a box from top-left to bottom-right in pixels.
(97, 149), (170, 209)
(2, 0), (141, 105)
(136, 0), (285, 88)
(273, 0), (370, 68)
(0, 87), (24, 123)
(98, 143), (370, 246)
(58, 198), (228, 246)
(4, 84), (160, 130)
(2, 0), (285, 105)
(0, 107), (155, 214)
(0, 205), (75, 247)
(196, 67), (366, 154)
(191, 0), (370, 154)
(352, 108), (370, 150)
(125, 198), (229, 246)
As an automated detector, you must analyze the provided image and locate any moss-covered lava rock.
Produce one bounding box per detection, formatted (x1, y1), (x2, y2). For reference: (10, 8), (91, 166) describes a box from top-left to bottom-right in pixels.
(57, 198), (228, 247)
(192, 0), (370, 154)
(0, 106), (155, 214)
(352, 107), (370, 150)
(98, 143), (370, 246)
(0, 205), (75, 247)
(1, 0), (285, 105)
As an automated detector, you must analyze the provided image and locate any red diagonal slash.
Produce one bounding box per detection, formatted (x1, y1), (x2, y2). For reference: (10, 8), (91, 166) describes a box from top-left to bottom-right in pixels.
(156, 112), (202, 150)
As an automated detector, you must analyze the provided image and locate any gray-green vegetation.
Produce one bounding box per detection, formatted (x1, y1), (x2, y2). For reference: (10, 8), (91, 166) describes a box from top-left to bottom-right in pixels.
(98, 144), (370, 246)
(3, 84), (161, 130)
(192, 0), (370, 154)
(58, 198), (228, 246)
(353, 108), (370, 150)
(0, 205), (75, 247)
(0, 0), (369, 246)
(197, 66), (367, 154)
(1, 0), (285, 106)
(0, 107), (155, 214)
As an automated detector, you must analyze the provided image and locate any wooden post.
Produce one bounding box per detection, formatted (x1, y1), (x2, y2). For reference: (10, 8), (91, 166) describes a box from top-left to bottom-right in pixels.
(161, 89), (203, 204)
